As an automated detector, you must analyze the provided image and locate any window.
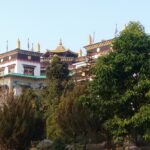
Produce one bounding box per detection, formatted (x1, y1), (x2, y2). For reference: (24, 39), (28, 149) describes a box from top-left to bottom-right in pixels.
(40, 69), (46, 76)
(28, 56), (31, 60)
(8, 67), (15, 73)
(97, 48), (100, 53)
(8, 64), (15, 73)
(0, 68), (4, 75)
(23, 65), (35, 75)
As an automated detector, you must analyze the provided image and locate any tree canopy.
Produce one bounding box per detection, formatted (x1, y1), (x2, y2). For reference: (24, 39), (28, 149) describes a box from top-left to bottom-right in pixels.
(43, 55), (71, 140)
(81, 21), (150, 144)
(46, 56), (69, 81)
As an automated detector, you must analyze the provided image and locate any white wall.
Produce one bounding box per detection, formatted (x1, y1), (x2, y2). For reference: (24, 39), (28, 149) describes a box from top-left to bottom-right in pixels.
(16, 60), (40, 76)
(0, 60), (40, 76)
(73, 61), (87, 69)
(0, 60), (17, 74)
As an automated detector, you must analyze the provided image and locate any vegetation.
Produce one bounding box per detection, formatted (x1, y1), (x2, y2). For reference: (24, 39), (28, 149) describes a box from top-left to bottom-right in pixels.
(57, 84), (101, 150)
(43, 56), (71, 140)
(0, 90), (41, 150)
(81, 21), (150, 146)
(52, 138), (66, 150)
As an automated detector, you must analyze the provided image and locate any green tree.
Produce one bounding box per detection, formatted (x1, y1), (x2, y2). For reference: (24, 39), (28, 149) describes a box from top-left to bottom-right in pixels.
(43, 55), (71, 140)
(57, 84), (100, 150)
(81, 22), (150, 146)
(46, 56), (69, 81)
(0, 92), (37, 150)
(52, 138), (66, 150)
(21, 88), (45, 141)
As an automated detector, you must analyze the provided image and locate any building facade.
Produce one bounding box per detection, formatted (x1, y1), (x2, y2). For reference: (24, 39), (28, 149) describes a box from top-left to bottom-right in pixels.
(71, 39), (113, 82)
(0, 40), (45, 95)
(0, 38), (113, 95)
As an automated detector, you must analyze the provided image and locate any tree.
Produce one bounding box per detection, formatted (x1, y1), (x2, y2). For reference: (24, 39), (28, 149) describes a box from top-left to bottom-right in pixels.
(43, 56), (71, 108)
(57, 84), (100, 150)
(0, 91), (37, 150)
(52, 138), (66, 150)
(43, 55), (72, 140)
(81, 22), (150, 146)
(21, 89), (45, 141)
(46, 56), (69, 81)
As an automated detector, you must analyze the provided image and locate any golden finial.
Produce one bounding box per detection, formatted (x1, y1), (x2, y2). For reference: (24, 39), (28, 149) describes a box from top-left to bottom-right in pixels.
(6, 40), (8, 52)
(36, 43), (40, 52)
(78, 49), (82, 57)
(88, 34), (93, 45)
(115, 24), (118, 37)
(59, 38), (62, 46)
(16, 38), (21, 49)
(27, 38), (30, 50)
(31, 43), (34, 51)
(124, 24), (127, 30)
(93, 32), (95, 43)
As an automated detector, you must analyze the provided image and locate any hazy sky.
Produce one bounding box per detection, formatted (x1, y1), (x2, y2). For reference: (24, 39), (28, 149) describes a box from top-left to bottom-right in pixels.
(0, 0), (149, 53)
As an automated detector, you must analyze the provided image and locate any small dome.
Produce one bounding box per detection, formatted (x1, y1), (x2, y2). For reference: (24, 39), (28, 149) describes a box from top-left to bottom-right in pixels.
(54, 39), (66, 52)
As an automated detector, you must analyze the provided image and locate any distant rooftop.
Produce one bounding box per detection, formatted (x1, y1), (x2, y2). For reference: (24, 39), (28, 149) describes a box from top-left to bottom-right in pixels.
(84, 39), (112, 51)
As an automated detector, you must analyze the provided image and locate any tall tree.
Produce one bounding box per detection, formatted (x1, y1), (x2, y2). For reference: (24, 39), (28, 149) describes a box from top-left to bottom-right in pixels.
(57, 84), (100, 150)
(46, 56), (69, 81)
(43, 55), (71, 140)
(81, 22), (150, 145)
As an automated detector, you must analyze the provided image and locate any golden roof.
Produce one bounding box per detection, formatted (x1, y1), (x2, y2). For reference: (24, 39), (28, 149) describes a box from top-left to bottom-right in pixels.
(46, 39), (78, 56)
(50, 39), (67, 53)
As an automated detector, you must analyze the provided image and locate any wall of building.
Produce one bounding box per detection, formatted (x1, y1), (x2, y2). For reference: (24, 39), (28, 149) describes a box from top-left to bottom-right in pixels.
(0, 60), (17, 74)
(72, 61), (87, 69)
(0, 60), (41, 76)
(16, 60), (40, 76)
(0, 76), (45, 95)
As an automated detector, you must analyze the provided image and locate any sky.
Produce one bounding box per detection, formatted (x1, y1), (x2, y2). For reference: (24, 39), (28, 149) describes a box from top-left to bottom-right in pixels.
(0, 0), (150, 53)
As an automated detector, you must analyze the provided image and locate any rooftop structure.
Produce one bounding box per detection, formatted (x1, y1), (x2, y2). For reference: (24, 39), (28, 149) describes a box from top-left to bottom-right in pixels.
(40, 39), (78, 75)
(84, 39), (112, 59)
(42, 39), (78, 63)
(71, 38), (113, 82)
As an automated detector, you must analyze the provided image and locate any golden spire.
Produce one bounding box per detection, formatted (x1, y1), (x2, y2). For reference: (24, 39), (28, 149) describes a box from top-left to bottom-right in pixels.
(88, 34), (93, 45)
(31, 43), (34, 51)
(123, 24), (127, 30)
(78, 49), (82, 57)
(115, 24), (118, 37)
(16, 38), (21, 49)
(6, 40), (8, 52)
(36, 43), (40, 52)
(27, 38), (30, 50)
(59, 38), (62, 46)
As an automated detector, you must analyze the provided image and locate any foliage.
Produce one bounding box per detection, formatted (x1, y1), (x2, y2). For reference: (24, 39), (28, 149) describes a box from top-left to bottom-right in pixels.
(57, 84), (101, 145)
(22, 88), (45, 140)
(81, 21), (150, 144)
(46, 105), (63, 140)
(46, 56), (69, 81)
(43, 55), (71, 140)
(52, 138), (66, 150)
(0, 92), (36, 150)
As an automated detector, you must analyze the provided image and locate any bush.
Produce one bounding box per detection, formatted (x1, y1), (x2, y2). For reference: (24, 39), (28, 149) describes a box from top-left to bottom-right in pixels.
(52, 138), (66, 150)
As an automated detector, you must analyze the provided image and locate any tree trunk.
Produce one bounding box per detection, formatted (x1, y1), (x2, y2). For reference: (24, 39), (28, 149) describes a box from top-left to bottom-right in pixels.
(106, 134), (112, 150)
(83, 142), (86, 150)
(73, 134), (77, 150)
(83, 135), (87, 150)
